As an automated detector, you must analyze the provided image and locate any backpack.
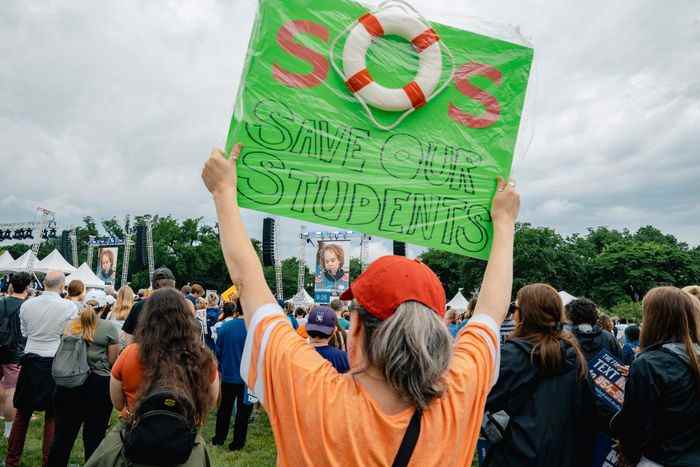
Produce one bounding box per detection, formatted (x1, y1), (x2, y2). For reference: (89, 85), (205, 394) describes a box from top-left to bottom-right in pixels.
(121, 387), (198, 466)
(51, 334), (90, 388)
(0, 298), (15, 350)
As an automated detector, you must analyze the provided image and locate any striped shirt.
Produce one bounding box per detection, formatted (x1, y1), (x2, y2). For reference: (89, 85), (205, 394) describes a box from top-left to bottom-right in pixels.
(500, 318), (517, 343)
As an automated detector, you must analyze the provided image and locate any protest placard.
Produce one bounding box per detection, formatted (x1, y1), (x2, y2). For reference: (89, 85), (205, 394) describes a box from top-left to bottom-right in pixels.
(589, 350), (627, 467)
(225, 0), (533, 259)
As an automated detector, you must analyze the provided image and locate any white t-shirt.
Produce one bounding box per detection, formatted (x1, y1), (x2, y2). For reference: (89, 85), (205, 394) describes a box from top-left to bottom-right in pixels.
(20, 291), (76, 357)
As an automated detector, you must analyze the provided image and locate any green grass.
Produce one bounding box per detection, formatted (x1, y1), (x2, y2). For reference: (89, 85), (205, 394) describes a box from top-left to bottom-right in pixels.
(0, 407), (277, 466)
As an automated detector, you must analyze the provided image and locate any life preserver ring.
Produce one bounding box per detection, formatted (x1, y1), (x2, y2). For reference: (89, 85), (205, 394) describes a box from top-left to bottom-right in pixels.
(342, 10), (442, 112)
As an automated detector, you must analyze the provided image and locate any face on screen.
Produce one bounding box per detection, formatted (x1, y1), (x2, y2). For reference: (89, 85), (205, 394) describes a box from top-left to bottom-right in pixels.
(101, 253), (112, 274)
(323, 249), (340, 275)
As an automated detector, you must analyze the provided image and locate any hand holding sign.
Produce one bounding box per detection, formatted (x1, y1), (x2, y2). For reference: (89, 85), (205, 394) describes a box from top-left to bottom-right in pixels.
(492, 177), (520, 227)
(202, 144), (242, 198)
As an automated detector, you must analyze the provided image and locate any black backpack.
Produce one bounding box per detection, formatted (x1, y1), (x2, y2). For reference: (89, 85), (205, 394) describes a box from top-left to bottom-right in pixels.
(121, 387), (198, 466)
(0, 298), (16, 351)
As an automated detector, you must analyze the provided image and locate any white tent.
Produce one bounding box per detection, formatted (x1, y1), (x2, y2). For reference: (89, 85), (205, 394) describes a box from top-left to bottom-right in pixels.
(0, 251), (15, 272)
(7, 250), (40, 272)
(65, 263), (105, 290)
(446, 288), (469, 310)
(291, 288), (314, 308)
(558, 290), (577, 306)
(34, 249), (77, 274)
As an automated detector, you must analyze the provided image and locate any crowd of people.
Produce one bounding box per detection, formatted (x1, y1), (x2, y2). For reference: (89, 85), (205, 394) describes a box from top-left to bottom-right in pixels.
(0, 267), (258, 466)
(0, 146), (696, 466)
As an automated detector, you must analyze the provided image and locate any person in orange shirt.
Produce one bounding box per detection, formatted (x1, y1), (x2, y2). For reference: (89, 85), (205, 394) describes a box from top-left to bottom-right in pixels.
(296, 322), (308, 339)
(202, 144), (520, 467)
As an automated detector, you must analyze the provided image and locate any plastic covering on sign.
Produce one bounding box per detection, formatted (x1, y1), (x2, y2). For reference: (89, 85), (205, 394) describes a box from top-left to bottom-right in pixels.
(225, 0), (534, 260)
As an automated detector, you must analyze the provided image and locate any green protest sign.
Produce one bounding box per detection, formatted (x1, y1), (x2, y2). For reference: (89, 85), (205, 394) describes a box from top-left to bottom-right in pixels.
(225, 0), (533, 259)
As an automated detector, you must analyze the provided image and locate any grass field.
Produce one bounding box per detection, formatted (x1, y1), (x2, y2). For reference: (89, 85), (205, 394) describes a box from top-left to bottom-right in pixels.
(0, 407), (277, 466)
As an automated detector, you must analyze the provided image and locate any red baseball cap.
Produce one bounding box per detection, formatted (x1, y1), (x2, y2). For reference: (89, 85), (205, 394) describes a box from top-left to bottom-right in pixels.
(340, 256), (446, 321)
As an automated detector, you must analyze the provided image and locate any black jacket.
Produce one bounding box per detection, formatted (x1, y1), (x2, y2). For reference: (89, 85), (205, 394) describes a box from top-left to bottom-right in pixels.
(571, 325), (623, 362)
(483, 339), (597, 467)
(0, 296), (26, 364)
(611, 343), (700, 466)
(14, 353), (56, 412)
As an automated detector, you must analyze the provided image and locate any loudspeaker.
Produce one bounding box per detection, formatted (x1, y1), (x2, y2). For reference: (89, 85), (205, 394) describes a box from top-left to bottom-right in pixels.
(60, 230), (71, 259)
(135, 224), (147, 268)
(393, 241), (406, 257)
(262, 217), (276, 267)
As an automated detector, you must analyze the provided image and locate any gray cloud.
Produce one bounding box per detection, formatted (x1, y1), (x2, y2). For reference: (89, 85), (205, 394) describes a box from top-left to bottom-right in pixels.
(1, 0), (698, 266)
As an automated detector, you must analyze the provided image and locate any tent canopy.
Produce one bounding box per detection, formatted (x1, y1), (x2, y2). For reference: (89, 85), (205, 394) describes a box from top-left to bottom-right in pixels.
(7, 250), (40, 272)
(558, 291), (577, 306)
(446, 288), (469, 310)
(65, 263), (106, 290)
(291, 288), (314, 308)
(34, 249), (77, 274)
(0, 251), (15, 272)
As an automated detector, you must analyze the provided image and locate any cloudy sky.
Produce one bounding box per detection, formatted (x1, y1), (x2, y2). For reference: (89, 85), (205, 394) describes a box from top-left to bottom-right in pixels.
(1, 0), (698, 263)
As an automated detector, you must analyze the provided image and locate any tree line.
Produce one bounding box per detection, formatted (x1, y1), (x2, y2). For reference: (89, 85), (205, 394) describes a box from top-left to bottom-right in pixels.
(2, 217), (698, 320)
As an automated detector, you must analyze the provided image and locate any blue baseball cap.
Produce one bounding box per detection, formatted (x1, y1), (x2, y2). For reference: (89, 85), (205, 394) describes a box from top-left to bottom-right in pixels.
(306, 306), (337, 336)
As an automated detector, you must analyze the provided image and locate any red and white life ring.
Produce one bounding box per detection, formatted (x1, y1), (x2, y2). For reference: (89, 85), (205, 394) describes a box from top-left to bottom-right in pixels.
(342, 10), (442, 112)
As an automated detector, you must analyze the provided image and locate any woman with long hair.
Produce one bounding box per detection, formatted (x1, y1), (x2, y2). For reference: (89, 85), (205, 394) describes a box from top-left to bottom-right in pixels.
(482, 283), (596, 467)
(108, 285), (134, 350)
(108, 285), (134, 323)
(86, 288), (219, 466)
(47, 301), (120, 466)
(202, 145), (520, 465)
(611, 287), (700, 466)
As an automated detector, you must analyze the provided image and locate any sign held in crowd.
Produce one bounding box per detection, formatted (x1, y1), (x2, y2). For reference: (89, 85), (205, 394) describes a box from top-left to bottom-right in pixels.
(225, 0), (533, 259)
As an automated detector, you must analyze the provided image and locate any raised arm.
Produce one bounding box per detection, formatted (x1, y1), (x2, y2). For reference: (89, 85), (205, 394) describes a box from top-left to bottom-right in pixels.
(473, 177), (520, 326)
(202, 145), (276, 326)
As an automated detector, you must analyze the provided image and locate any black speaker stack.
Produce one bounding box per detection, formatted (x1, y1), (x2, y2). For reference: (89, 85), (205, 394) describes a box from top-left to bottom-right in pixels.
(135, 224), (147, 268)
(59, 230), (72, 260)
(393, 241), (406, 257)
(262, 217), (276, 267)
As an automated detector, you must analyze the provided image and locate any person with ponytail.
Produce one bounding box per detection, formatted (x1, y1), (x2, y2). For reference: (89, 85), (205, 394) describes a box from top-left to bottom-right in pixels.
(482, 283), (596, 467)
(47, 300), (120, 466)
(611, 287), (700, 466)
(202, 144), (520, 466)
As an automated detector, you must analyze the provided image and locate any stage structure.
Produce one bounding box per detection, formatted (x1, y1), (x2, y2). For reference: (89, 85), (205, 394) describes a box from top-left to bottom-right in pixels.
(86, 218), (154, 288)
(0, 207), (58, 273)
(297, 226), (307, 293)
(296, 230), (371, 304)
(86, 236), (93, 270)
(274, 217), (282, 301)
(121, 227), (133, 288)
(144, 218), (155, 287)
(360, 234), (371, 272)
(69, 228), (78, 266)
(87, 236), (124, 287)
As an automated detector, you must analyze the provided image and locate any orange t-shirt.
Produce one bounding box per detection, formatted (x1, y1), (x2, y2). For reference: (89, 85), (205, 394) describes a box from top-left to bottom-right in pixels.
(112, 343), (217, 416)
(296, 323), (308, 339)
(241, 304), (500, 467)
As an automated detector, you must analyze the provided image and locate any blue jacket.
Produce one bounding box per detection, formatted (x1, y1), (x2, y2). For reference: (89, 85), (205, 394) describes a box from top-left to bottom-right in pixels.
(215, 318), (247, 384)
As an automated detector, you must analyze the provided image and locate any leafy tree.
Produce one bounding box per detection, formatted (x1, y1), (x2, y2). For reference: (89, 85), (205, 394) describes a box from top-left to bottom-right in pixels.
(589, 240), (696, 307)
(349, 258), (362, 282)
(2, 217), (698, 311)
(419, 248), (484, 299)
(605, 301), (643, 322)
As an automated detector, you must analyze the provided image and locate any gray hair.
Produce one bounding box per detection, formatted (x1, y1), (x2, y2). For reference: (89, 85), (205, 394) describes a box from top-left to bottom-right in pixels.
(358, 301), (453, 409)
(43, 271), (65, 292)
